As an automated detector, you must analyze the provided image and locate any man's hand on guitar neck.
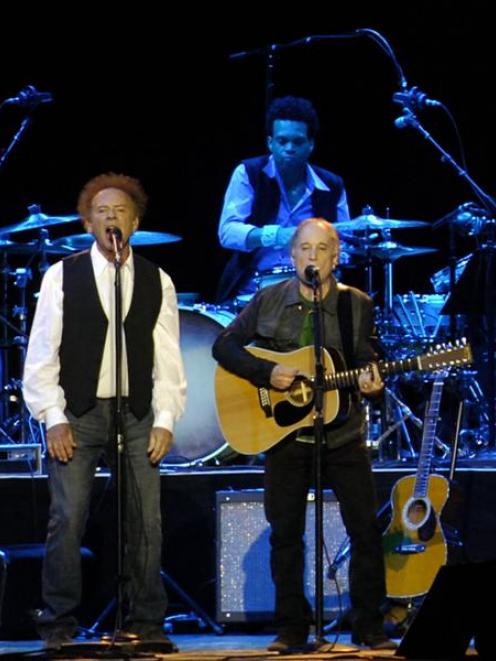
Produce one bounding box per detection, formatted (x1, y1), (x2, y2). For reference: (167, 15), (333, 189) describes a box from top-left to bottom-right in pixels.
(270, 364), (299, 390)
(358, 363), (384, 397)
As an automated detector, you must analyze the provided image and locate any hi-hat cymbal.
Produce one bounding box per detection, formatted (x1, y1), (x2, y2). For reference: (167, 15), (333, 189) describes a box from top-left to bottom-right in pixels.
(335, 214), (429, 232)
(0, 206), (80, 236)
(0, 238), (75, 255)
(367, 241), (437, 261)
(54, 230), (182, 251)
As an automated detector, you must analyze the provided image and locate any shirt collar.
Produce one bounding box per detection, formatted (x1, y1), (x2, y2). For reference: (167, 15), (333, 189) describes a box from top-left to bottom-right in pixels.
(284, 275), (339, 314)
(263, 155), (331, 192)
(90, 240), (134, 277)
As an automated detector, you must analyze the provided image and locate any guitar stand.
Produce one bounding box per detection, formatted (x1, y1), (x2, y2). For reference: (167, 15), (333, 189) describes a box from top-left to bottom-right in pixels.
(86, 568), (222, 636)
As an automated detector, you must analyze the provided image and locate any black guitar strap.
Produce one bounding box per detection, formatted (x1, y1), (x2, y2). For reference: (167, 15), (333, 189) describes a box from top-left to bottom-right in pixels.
(337, 288), (354, 369)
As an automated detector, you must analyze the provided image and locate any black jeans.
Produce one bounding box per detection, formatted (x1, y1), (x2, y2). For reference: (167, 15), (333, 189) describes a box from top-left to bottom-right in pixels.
(264, 436), (386, 638)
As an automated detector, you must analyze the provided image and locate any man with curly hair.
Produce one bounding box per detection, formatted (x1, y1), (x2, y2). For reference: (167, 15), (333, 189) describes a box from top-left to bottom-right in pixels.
(23, 173), (186, 651)
(217, 96), (350, 303)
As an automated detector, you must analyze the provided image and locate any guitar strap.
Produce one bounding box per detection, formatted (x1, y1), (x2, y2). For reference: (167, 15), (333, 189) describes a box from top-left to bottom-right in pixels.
(337, 288), (354, 368)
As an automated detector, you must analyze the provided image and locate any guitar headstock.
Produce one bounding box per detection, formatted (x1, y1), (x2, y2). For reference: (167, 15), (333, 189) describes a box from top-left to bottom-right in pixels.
(418, 339), (473, 372)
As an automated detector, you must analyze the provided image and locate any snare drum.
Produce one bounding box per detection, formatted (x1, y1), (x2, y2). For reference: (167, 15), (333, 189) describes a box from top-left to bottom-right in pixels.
(234, 266), (296, 310)
(165, 304), (236, 466)
(256, 265), (296, 289)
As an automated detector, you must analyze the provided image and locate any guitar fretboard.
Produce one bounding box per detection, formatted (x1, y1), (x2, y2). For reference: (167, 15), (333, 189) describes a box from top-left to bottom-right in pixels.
(414, 378), (445, 498)
(323, 356), (422, 390)
(322, 343), (470, 391)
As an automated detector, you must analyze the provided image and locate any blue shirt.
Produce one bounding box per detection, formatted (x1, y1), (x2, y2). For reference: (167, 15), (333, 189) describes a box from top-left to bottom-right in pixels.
(218, 156), (350, 294)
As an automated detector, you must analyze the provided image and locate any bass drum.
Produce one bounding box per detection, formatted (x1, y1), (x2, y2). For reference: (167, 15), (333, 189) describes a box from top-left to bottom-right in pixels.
(165, 304), (236, 467)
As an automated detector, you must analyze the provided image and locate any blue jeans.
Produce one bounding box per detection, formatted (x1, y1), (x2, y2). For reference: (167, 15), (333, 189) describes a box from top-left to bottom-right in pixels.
(37, 399), (167, 634)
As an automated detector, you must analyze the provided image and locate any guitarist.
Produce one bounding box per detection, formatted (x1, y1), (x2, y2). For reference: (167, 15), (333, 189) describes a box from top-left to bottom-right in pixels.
(212, 218), (395, 651)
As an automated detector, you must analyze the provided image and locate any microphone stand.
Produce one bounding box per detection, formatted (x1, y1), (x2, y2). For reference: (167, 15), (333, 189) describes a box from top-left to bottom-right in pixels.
(111, 233), (126, 634)
(0, 117), (32, 170)
(395, 108), (496, 449)
(308, 274), (327, 648)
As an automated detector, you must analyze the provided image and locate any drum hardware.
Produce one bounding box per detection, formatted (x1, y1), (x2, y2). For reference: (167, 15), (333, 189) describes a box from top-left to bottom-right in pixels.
(371, 364), (491, 463)
(431, 253), (472, 295)
(392, 293), (448, 342)
(374, 384), (451, 462)
(0, 263), (47, 453)
(441, 243), (496, 449)
(433, 201), (495, 238)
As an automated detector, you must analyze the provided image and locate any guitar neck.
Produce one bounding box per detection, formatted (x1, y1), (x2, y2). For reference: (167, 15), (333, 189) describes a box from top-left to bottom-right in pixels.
(414, 378), (445, 498)
(324, 355), (422, 391)
(323, 342), (471, 392)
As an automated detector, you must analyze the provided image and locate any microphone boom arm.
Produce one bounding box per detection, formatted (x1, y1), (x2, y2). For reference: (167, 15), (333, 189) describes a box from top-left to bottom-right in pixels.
(394, 110), (496, 215)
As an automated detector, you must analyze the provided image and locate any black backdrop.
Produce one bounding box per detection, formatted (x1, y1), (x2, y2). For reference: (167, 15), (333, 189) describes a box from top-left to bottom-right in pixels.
(0, 2), (493, 304)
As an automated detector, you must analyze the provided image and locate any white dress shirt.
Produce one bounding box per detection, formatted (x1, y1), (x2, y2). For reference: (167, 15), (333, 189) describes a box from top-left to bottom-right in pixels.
(23, 242), (186, 432)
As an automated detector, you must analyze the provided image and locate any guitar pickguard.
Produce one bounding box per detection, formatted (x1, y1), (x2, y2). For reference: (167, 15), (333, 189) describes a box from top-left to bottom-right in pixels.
(273, 399), (315, 427)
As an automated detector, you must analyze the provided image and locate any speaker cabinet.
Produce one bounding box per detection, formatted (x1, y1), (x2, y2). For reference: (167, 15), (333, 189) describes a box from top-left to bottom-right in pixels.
(216, 489), (350, 623)
(397, 560), (495, 659)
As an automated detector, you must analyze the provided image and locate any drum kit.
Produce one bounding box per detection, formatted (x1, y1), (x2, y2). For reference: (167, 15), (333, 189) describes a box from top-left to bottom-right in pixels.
(0, 202), (491, 468)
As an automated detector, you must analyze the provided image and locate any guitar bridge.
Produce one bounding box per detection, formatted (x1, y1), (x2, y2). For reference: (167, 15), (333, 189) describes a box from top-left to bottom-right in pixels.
(258, 388), (273, 418)
(394, 543), (426, 555)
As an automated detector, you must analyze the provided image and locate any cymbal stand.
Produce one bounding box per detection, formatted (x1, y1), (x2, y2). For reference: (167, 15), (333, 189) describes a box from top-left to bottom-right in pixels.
(0, 250), (12, 425)
(360, 205), (377, 297)
(9, 267), (31, 444)
(0, 266), (45, 452)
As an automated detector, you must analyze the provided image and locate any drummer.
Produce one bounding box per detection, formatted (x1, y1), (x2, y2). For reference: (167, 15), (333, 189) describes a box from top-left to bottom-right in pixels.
(216, 95), (350, 304)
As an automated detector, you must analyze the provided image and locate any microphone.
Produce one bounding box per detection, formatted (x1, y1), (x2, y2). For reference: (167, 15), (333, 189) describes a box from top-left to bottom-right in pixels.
(2, 85), (53, 108)
(106, 226), (123, 241)
(393, 109), (417, 130)
(392, 86), (442, 110)
(304, 265), (320, 283)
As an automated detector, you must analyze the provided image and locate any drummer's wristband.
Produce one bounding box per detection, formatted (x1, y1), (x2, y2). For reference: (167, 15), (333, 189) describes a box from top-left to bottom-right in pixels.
(260, 225), (279, 247)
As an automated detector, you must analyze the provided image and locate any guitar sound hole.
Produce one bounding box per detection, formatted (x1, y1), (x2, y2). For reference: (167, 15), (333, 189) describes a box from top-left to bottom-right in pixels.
(407, 499), (428, 525)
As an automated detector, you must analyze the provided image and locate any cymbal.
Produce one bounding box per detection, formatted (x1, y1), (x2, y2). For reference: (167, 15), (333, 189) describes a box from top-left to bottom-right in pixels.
(367, 241), (437, 261)
(334, 214), (429, 232)
(54, 230), (182, 251)
(0, 206), (80, 236)
(0, 238), (75, 255)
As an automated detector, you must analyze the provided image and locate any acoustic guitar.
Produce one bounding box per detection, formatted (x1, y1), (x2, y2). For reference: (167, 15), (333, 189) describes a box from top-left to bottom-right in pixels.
(214, 341), (472, 455)
(383, 373), (449, 598)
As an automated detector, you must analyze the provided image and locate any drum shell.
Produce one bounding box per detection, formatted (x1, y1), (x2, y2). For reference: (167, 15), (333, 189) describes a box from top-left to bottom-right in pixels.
(165, 305), (236, 466)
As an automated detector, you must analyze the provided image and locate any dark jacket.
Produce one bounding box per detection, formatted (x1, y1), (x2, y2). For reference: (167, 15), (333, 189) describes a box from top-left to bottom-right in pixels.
(212, 277), (377, 448)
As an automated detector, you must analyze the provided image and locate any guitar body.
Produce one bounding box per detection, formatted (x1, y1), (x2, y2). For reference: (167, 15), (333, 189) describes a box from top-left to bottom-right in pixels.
(214, 346), (342, 455)
(383, 473), (449, 598)
(214, 340), (471, 455)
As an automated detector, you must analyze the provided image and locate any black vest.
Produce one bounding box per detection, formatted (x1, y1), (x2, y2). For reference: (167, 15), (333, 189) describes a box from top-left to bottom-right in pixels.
(59, 251), (162, 419)
(216, 155), (345, 302)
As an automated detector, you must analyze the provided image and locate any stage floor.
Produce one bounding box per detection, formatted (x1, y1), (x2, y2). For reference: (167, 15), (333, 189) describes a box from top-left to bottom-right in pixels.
(0, 632), (481, 659)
